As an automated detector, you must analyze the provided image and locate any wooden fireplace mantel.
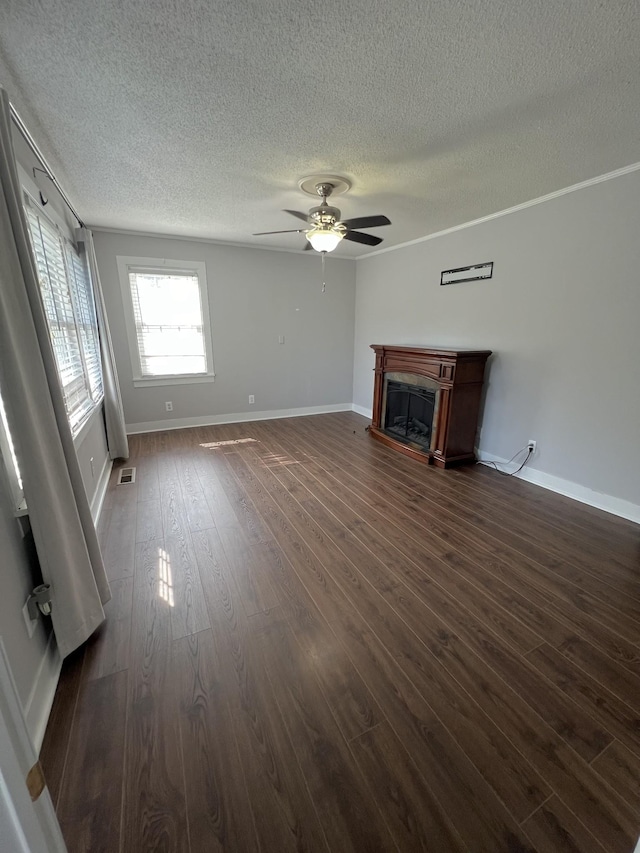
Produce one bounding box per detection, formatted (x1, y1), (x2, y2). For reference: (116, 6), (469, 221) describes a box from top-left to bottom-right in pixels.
(369, 344), (492, 468)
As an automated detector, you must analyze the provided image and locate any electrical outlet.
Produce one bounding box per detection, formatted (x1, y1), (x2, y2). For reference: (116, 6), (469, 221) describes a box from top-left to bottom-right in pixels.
(165, 401), (173, 412)
(527, 440), (537, 453)
(22, 598), (37, 638)
(248, 395), (255, 405)
(278, 335), (285, 344)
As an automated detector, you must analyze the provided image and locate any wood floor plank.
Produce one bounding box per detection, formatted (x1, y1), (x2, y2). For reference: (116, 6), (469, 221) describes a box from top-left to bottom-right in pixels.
(56, 670), (127, 853)
(591, 740), (640, 813)
(101, 479), (137, 581)
(379, 567), (614, 763)
(257, 615), (397, 852)
(521, 795), (609, 853)
(326, 599), (539, 853)
(349, 722), (469, 852)
(207, 448), (274, 545)
(196, 456), (280, 616)
(173, 629), (259, 853)
(39, 646), (85, 808)
(135, 498), (163, 542)
(527, 643), (640, 760)
(194, 527), (331, 852)
(163, 532), (211, 640)
(215, 521), (280, 616)
(159, 456), (191, 540)
(558, 635), (640, 701)
(83, 575), (133, 682)
(415, 632), (638, 852)
(263, 542), (383, 742)
(175, 452), (216, 532)
(135, 455), (160, 502)
(123, 539), (189, 853)
(195, 458), (244, 529)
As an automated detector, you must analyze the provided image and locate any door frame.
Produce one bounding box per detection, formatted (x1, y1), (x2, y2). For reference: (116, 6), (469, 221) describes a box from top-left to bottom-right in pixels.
(0, 637), (67, 852)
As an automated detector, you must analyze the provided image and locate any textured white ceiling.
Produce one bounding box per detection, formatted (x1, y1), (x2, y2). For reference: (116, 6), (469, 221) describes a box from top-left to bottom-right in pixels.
(1, 0), (640, 256)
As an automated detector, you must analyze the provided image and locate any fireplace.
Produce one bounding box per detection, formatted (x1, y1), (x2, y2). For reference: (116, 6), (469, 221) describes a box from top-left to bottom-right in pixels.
(382, 373), (439, 453)
(369, 345), (492, 467)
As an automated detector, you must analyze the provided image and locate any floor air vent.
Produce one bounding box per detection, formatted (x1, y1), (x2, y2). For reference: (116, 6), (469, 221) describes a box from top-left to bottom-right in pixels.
(117, 466), (136, 485)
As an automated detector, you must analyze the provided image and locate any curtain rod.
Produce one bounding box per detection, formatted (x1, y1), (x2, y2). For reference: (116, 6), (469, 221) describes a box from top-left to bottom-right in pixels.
(9, 102), (86, 228)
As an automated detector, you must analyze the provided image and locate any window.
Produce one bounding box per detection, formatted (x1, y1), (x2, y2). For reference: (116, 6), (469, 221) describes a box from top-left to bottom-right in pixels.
(117, 257), (214, 386)
(24, 196), (103, 435)
(0, 389), (24, 512)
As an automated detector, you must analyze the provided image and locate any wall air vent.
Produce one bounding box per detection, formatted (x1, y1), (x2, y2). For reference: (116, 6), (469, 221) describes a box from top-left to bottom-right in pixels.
(117, 466), (136, 485)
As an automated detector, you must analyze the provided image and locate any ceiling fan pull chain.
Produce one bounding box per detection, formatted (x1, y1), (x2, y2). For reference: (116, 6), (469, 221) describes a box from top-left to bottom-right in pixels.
(321, 250), (326, 292)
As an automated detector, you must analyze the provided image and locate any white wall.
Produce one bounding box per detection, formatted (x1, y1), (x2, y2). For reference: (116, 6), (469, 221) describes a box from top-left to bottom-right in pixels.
(75, 409), (111, 518)
(93, 231), (356, 430)
(353, 168), (640, 518)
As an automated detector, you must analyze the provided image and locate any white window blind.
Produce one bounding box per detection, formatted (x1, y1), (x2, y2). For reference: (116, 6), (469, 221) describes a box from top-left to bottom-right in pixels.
(24, 199), (103, 435)
(128, 269), (208, 377)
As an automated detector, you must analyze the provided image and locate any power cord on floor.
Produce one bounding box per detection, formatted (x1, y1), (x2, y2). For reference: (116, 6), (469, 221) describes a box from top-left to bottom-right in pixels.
(483, 445), (533, 477)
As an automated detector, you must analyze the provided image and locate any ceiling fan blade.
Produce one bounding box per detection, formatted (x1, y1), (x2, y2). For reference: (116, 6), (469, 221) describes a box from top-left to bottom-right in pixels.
(344, 230), (383, 246)
(284, 209), (310, 222)
(303, 241), (313, 251)
(340, 215), (391, 230)
(253, 228), (306, 235)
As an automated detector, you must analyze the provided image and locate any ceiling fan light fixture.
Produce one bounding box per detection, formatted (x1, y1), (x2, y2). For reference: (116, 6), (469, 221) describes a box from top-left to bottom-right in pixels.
(305, 226), (343, 253)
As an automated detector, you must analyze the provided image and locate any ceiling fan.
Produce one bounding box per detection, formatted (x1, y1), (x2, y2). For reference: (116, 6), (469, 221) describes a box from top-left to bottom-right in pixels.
(254, 179), (391, 253)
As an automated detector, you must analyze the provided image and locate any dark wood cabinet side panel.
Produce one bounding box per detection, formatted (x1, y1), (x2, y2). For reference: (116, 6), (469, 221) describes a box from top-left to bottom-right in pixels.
(446, 384), (486, 459)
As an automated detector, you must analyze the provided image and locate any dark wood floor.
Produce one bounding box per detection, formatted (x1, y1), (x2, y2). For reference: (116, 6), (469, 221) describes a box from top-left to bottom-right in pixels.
(40, 411), (640, 853)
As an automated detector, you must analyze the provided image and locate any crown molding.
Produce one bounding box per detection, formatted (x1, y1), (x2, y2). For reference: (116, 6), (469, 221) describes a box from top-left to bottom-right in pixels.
(359, 160), (640, 260)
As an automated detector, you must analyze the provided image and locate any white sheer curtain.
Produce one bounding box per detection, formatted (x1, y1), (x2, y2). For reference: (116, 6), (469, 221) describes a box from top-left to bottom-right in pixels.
(0, 88), (110, 657)
(77, 227), (129, 460)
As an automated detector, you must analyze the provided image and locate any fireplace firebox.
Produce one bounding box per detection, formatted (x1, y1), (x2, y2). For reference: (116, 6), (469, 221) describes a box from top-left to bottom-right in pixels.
(370, 345), (492, 468)
(383, 378), (438, 452)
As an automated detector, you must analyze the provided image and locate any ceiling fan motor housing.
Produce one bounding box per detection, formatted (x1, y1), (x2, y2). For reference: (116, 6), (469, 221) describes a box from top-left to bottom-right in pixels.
(309, 204), (341, 226)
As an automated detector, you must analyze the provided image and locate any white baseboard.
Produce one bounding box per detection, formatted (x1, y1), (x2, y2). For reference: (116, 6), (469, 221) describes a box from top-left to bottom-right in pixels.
(351, 404), (373, 419)
(126, 403), (353, 435)
(24, 631), (62, 752)
(477, 450), (640, 524)
(90, 456), (113, 523)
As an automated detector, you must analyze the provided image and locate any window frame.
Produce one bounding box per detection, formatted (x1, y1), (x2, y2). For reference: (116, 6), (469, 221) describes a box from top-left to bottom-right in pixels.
(117, 256), (215, 387)
(22, 183), (104, 439)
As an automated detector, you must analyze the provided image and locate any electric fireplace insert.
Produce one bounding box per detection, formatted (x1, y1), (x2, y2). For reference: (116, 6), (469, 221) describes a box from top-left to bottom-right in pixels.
(382, 375), (438, 453)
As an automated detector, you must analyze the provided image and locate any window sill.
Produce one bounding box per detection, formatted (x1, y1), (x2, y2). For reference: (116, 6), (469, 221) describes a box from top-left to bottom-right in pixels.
(133, 374), (216, 388)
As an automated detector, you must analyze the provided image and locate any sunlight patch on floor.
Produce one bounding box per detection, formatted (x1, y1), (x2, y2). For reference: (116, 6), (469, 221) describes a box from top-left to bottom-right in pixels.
(200, 437), (258, 449)
(158, 547), (174, 607)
